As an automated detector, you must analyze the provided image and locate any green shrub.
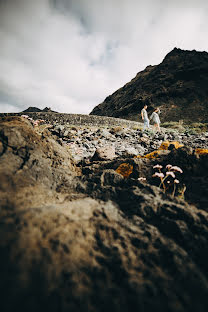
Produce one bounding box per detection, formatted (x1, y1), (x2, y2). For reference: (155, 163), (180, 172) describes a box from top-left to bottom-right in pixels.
(185, 128), (201, 135)
(161, 121), (185, 132)
(161, 121), (208, 133)
(188, 123), (208, 132)
(161, 122), (178, 128)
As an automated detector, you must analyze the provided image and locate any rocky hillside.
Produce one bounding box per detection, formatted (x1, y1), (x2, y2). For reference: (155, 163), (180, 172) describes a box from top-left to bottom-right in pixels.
(1, 115), (208, 312)
(90, 48), (208, 123)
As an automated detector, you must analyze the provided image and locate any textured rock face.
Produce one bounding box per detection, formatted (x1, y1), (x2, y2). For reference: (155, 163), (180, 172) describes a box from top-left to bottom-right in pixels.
(1, 195), (208, 312)
(90, 48), (208, 123)
(0, 117), (79, 208)
(1, 116), (208, 312)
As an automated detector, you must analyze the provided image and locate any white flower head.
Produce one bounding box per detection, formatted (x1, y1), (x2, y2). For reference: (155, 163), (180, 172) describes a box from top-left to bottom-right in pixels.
(174, 179), (180, 184)
(152, 172), (164, 178)
(153, 164), (163, 169)
(166, 164), (172, 169)
(171, 166), (183, 173)
(166, 171), (176, 178)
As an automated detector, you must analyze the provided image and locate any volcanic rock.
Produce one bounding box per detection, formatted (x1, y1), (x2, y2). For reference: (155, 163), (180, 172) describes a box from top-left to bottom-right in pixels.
(0, 116), (79, 208)
(91, 146), (116, 161)
(1, 116), (208, 312)
(124, 146), (140, 156)
(100, 169), (124, 186)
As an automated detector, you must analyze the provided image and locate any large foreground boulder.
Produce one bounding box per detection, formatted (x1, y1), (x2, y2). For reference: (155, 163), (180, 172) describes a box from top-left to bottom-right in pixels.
(1, 195), (208, 312)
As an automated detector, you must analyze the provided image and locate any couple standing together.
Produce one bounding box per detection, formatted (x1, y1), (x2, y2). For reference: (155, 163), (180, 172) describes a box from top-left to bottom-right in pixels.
(141, 105), (161, 132)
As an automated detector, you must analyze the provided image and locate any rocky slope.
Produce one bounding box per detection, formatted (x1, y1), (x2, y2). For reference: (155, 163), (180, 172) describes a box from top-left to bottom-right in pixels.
(90, 48), (208, 123)
(0, 116), (208, 312)
(49, 121), (208, 163)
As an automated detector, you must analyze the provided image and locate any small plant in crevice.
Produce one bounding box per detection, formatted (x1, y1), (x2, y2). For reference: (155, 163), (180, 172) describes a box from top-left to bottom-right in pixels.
(152, 164), (184, 197)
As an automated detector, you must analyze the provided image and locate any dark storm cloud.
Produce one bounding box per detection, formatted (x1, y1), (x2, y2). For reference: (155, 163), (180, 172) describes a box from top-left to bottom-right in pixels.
(0, 0), (208, 113)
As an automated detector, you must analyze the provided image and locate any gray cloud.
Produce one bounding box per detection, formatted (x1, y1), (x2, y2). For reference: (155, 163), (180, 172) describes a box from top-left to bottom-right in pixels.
(0, 0), (208, 113)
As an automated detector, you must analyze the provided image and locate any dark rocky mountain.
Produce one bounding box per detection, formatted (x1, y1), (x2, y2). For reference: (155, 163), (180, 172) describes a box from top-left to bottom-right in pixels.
(22, 106), (42, 112)
(22, 106), (57, 113)
(42, 106), (57, 112)
(90, 48), (208, 123)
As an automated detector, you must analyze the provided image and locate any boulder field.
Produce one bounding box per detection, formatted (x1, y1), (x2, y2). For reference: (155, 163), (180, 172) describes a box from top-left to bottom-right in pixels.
(0, 116), (208, 312)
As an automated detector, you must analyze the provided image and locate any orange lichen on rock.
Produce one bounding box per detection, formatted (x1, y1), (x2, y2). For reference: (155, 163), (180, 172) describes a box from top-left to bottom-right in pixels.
(159, 141), (184, 150)
(195, 148), (208, 155)
(136, 141), (184, 160)
(116, 163), (133, 178)
(136, 150), (163, 159)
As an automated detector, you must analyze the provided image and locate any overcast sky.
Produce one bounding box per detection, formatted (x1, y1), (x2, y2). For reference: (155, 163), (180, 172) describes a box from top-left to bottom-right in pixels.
(0, 0), (207, 113)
